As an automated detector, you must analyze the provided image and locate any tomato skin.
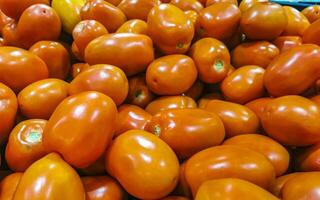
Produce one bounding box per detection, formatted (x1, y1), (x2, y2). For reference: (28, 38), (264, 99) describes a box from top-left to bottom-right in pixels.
(0, 47), (48, 92)
(264, 44), (320, 97)
(206, 0), (237, 7)
(273, 36), (302, 52)
(311, 95), (320, 106)
(71, 63), (91, 78)
(239, 0), (268, 13)
(231, 41), (279, 68)
(0, 9), (13, 35)
(303, 18), (320, 46)
(302, 5), (320, 23)
(105, 130), (180, 199)
(245, 97), (273, 120)
(147, 4), (194, 54)
(13, 153), (86, 200)
(43, 91), (117, 168)
(116, 19), (148, 34)
(0, 173), (23, 200)
(185, 145), (276, 196)
(69, 64), (129, 106)
(261, 95), (320, 146)
(282, 6), (310, 36)
(195, 178), (279, 200)
(85, 33), (154, 76)
(197, 93), (223, 109)
(170, 0), (203, 13)
(184, 10), (198, 26)
(18, 79), (69, 119)
(118, 0), (160, 21)
(270, 173), (303, 197)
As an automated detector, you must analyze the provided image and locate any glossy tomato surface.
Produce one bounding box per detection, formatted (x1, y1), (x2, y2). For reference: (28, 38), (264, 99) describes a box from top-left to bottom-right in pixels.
(0, 173), (23, 200)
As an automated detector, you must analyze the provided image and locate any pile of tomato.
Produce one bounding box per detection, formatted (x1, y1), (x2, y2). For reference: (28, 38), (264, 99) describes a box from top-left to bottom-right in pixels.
(0, 0), (320, 199)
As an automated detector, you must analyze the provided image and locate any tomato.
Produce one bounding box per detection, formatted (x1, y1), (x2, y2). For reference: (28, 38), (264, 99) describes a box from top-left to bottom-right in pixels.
(71, 41), (82, 61)
(185, 145), (275, 196)
(261, 95), (320, 146)
(146, 108), (225, 159)
(127, 73), (155, 108)
(72, 20), (108, 59)
(81, 0), (126, 33)
(184, 10), (198, 25)
(296, 143), (320, 171)
(245, 97), (273, 120)
(302, 5), (320, 23)
(85, 33), (154, 76)
(231, 41), (280, 68)
(206, 0), (237, 7)
(115, 104), (152, 137)
(241, 3), (287, 40)
(282, 6), (310, 36)
(195, 178), (279, 200)
(270, 173), (303, 197)
(189, 38), (230, 84)
(69, 64), (128, 106)
(147, 4), (194, 54)
(183, 80), (204, 100)
(71, 63), (91, 78)
(205, 100), (260, 138)
(43, 91), (117, 168)
(273, 36), (302, 52)
(146, 96), (197, 115)
(29, 41), (70, 80)
(82, 176), (127, 200)
(0, 9), (13, 35)
(196, 3), (241, 40)
(13, 153), (85, 200)
(197, 93), (223, 109)
(118, 0), (160, 21)
(170, 0), (203, 13)
(311, 95), (320, 105)
(146, 55), (197, 95)
(2, 21), (19, 47)
(264, 44), (320, 97)
(238, 0), (268, 13)
(0, 173), (23, 200)
(18, 79), (69, 119)
(116, 19), (148, 34)
(303, 18), (320, 46)
(105, 130), (180, 199)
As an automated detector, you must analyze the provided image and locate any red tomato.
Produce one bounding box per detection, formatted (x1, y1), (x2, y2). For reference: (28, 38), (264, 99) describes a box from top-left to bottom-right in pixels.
(273, 36), (302, 52)
(0, 173), (23, 200)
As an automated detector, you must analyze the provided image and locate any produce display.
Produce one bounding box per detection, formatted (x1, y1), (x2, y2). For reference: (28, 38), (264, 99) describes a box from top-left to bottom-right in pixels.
(0, 0), (320, 199)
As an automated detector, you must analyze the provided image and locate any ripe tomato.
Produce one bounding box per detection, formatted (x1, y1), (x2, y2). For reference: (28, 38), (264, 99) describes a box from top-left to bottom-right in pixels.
(197, 93), (223, 109)
(184, 10), (198, 25)
(238, 0), (268, 12)
(170, 0), (203, 13)
(273, 36), (302, 52)
(311, 95), (320, 105)
(303, 18), (320, 46)
(0, 9), (13, 35)
(2, 21), (19, 47)
(282, 6), (310, 36)
(270, 173), (303, 197)
(296, 143), (320, 171)
(71, 63), (91, 78)
(0, 173), (23, 200)
(206, 0), (238, 7)
(105, 130), (180, 199)
(118, 0), (160, 21)
(116, 19), (148, 34)
(245, 97), (273, 120)
(183, 80), (204, 100)
(302, 5), (320, 23)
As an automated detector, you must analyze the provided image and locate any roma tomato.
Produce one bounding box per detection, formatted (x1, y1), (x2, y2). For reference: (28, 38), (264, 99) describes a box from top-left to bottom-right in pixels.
(261, 95), (320, 146)
(18, 79), (69, 119)
(0, 173), (23, 200)
(118, 0), (160, 21)
(183, 80), (204, 100)
(170, 0), (203, 13)
(147, 4), (194, 54)
(185, 145), (276, 196)
(245, 97), (273, 119)
(303, 18), (320, 46)
(13, 153), (85, 200)
(302, 5), (320, 23)
(189, 38), (230, 84)
(29, 41), (71, 80)
(146, 108), (225, 159)
(197, 92), (223, 109)
(231, 41), (280, 68)
(241, 3), (287, 40)
(196, 3), (241, 40)
(296, 143), (320, 171)
(146, 96), (197, 115)
(205, 100), (260, 137)
(221, 65), (265, 104)
(115, 104), (152, 137)
(206, 0), (238, 7)
(0, 47), (48, 92)
(5, 119), (47, 172)
(264, 44), (320, 97)
(85, 33), (154, 76)
(71, 63), (91, 78)
(105, 130), (180, 199)
(43, 91), (117, 168)
(273, 36), (302, 52)
(282, 6), (310, 36)
(223, 134), (290, 176)
(270, 173), (303, 197)
(116, 19), (148, 34)
(69, 64), (129, 105)
(146, 55), (197, 95)
(195, 178), (279, 200)
(238, 0), (268, 13)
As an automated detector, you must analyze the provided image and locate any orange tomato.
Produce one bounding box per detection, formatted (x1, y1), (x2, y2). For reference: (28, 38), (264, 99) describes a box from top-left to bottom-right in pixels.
(170, 0), (203, 13)
(282, 6), (310, 36)
(71, 41), (83, 61)
(43, 91), (117, 168)
(311, 95), (320, 105)
(105, 130), (180, 199)
(0, 9), (13, 35)
(270, 173), (303, 197)
(2, 21), (19, 47)
(302, 5), (320, 23)
(296, 143), (320, 171)
(303, 18), (320, 46)
(71, 63), (91, 78)
(197, 92), (223, 109)
(0, 173), (23, 200)
(118, 0), (160, 21)
(206, 0), (238, 7)
(239, 0), (268, 13)
(116, 19), (148, 34)
(183, 79), (204, 100)
(245, 97), (273, 119)
(184, 10), (198, 25)
(273, 36), (302, 52)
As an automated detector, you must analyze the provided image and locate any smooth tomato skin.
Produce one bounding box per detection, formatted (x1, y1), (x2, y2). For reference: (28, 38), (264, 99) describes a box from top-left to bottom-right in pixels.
(189, 38), (230, 84)
(13, 153), (86, 200)
(296, 143), (320, 171)
(2, 21), (20, 47)
(147, 4), (194, 54)
(183, 80), (204, 100)
(205, 100), (260, 138)
(29, 41), (70, 80)
(302, 5), (320, 23)
(270, 173), (303, 197)
(146, 55), (197, 95)
(43, 91), (117, 168)
(231, 41), (279, 68)
(146, 108), (225, 159)
(0, 47), (48, 92)
(197, 93), (223, 109)
(82, 176), (127, 200)
(146, 96), (197, 115)
(245, 97), (273, 120)
(0, 173), (23, 200)
(69, 64), (129, 105)
(241, 3), (287, 40)
(105, 130), (180, 199)
(195, 178), (279, 200)
(115, 104), (152, 137)
(185, 145), (276, 196)
(85, 33), (154, 76)
(118, 0), (160, 21)
(303, 18), (320, 46)
(170, 0), (203, 13)
(116, 19), (148, 34)
(261, 95), (320, 146)
(221, 65), (265, 104)
(311, 95), (320, 105)
(0, 10), (13, 35)
(0, 83), (18, 144)
(81, 0), (126, 33)
(223, 134), (290, 176)
(197, 3), (241, 40)
(282, 6), (310, 36)
(206, 0), (237, 7)
(264, 44), (320, 97)
(273, 36), (302, 52)
(18, 79), (69, 119)
(71, 63), (91, 78)
(238, 0), (268, 13)
(5, 119), (47, 172)
(184, 10), (198, 25)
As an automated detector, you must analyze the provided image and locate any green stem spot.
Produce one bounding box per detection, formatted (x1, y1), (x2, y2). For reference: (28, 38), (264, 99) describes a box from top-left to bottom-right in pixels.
(214, 60), (224, 72)
(27, 131), (42, 143)
(135, 90), (144, 100)
(177, 43), (184, 49)
(154, 125), (161, 137)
